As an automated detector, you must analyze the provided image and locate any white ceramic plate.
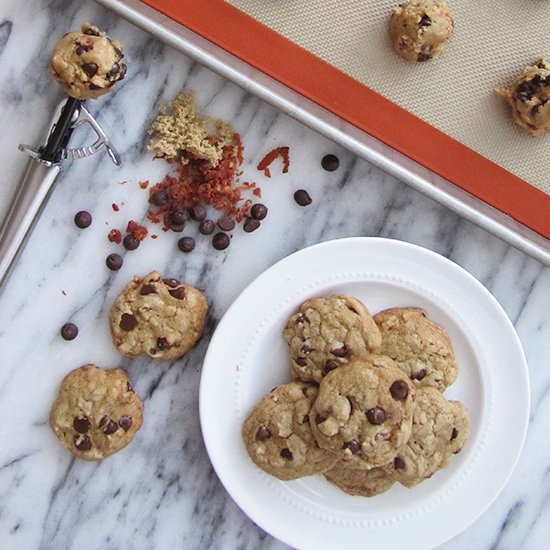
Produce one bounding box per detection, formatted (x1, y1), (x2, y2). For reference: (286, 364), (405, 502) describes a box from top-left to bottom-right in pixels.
(199, 237), (529, 550)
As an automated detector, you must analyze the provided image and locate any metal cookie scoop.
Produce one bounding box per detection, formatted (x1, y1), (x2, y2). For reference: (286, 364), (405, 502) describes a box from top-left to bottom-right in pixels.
(0, 97), (121, 289)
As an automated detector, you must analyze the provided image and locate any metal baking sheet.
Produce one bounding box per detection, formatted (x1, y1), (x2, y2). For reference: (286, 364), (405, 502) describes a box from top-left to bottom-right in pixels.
(94, 0), (550, 265)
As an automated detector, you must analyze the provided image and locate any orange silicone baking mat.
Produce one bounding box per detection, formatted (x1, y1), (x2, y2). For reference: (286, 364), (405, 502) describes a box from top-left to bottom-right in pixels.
(141, 0), (550, 238)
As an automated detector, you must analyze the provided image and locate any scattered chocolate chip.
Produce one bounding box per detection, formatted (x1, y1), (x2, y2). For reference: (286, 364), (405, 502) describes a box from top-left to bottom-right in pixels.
(243, 217), (260, 233)
(75, 44), (91, 55)
(212, 232), (230, 250)
(168, 287), (186, 300)
(255, 425), (271, 441)
(177, 236), (195, 253)
(171, 209), (189, 225)
(390, 380), (409, 400)
(99, 415), (119, 435)
(321, 154), (339, 172)
(294, 189), (312, 206)
(73, 416), (90, 434)
(451, 428), (458, 440)
(140, 283), (157, 295)
(150, 189), (169, 206)
(411, 369), (427, 381)
(118, 415), (133, 432)
(106, 253), (123, 271)
(280, 448), (293, 460)
(393, 456), (405, 469)
(323, 360), (339, 375)
(82, 62), (98, 77)
(60, 322), (78, 341)
(250, 203), (268, 220)
(295, 357), (308, 366)
(199, 219), (215, 235)
(74, 210), (92, 228)
(420, 14), (432, 26)
(120, 313), (138, 331)
(157, 337), (170, 350)
(74, 434), (92, 451)
(366, 407), (387, 425)
(217, 215), (236, 232)
(330, 344), (348, 357)
(343, 440), (361, 454)
(123, 234), (140, 251)
(190, 204), (207, 222)
(169, 222), (185, 233)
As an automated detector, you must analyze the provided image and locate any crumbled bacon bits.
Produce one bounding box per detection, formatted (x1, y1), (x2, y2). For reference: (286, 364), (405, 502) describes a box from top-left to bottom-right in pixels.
(126, 220), (148, 241)
(257, 146), (290, 178)
(108, 229), (122, 244)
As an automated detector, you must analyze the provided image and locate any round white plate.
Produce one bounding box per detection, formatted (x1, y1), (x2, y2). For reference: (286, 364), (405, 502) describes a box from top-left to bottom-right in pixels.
(199, 237), (529, 550)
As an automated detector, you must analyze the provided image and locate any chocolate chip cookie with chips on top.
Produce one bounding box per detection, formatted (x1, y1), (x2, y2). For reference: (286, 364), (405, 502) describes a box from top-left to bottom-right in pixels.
(49, 364), (143, 461)
(109, 271), (208, 360)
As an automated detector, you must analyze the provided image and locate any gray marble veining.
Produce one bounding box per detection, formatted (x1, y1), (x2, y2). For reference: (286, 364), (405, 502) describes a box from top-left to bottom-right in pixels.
(0, 1), (549, 549)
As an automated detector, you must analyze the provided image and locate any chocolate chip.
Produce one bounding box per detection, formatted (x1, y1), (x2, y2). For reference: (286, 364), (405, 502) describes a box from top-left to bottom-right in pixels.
(420, 14), (432, 26)
(163, 278), (179, 288)
(60, 322), (78, 341)
(296, 314), (309, 324)
(294, 189), (312, 206)
(515, 81), (536, 102)
(212, 232), (230, 250)
(255, 425), (271, 441)
(315, 414), (326, 424)
(343, 440), (361, 454)
(250, 203), (268, 220)
(330, 344), (348, 357)
(190, 204), (206, 221)
(157, 337), (170, 350)
(73, 416), (90, 434)
(106, 253), (123, 271)
(347, 395), (357, 414)
(451, 428), (458, 440)
(295, 357), (308, 366)
(393, 456), (405, 469)
(118, 415), (133, 432)
(74, 434), (92, 451)
(411, 369), (427, 381)
(169, 222), (185, 233)
(140, 283), (157, 295)
(150, 189), (169, 206)
(123, 234), (140, 251)
(302, 414), (309, 424)
(82, 62), (98, 77)
(417, 52), (432, 62)
(126, 382), (134, 393)
(120, 313), (138, 331)
(321, 154), (339, 172)
(390, 380), (409, 400)
(280, 448), (293, 460)
(217, 215), (235, 232)
(177, 236), (195, 253)
(109, 62), (120, 75)
(171, 209), (189, 225)
(243, 217), (260, 233)
(74, 210), (92, 228)
(300, 344), (315, 353)
(84, 27), (100, 36)
(75, 44), (91, 55)
(366, 407), (387, 425)
(199, 219), (215, 235)
(323, 360), (339, 375)
(168, 287), (186, 300)
(118, 63), (127, 80)
(99, 415), (119, 435)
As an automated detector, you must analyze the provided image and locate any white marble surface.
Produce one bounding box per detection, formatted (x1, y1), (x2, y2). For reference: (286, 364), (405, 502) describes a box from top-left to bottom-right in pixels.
(0, 1), (549, 549)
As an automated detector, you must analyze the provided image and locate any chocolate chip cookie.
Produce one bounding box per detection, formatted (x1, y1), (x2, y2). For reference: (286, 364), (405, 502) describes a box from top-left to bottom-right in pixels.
(49, 364), (143, 461)
(242, 381), (339, 480)
(310, 355), (415, 469)
(386, 387), (471, 487)
(374, 307), (458, 391)
(283, 295), (382, 383)
(109, 271), (208, 360)
(324, 463), (395, 497)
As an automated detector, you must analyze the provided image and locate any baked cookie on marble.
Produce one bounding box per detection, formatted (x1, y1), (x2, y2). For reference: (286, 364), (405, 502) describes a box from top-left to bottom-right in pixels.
(324, 463), (395, 497)
(242, 381), (339, 480)
(283, 295), (382, 383)
(389, 0), (454, 63)
(496, 59), (550, 136)
(49, 23), (126, 100)
(374, 307), (458, 391)
(109, 271), (208, 360)
(386, 387), (470, 487)
(310, 355), (415, 469)
(49, 364), (143, 461)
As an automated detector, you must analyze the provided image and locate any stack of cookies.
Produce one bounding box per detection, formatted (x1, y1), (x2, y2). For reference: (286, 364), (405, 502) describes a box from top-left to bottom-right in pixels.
(242, 295), (470, 496)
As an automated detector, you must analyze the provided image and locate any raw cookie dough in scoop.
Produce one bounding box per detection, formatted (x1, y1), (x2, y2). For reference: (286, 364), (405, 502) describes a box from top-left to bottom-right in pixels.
(49, 22), (127, 100)
(496, 59), (550, 137)
(389, 0), (454, 63)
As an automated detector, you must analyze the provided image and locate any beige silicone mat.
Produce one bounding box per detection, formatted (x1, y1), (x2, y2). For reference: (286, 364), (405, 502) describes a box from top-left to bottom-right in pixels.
(229, 0), (550, 194)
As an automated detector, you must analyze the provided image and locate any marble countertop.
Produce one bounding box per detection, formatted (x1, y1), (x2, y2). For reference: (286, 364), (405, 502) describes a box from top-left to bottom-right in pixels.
(0, 1), (549, 549)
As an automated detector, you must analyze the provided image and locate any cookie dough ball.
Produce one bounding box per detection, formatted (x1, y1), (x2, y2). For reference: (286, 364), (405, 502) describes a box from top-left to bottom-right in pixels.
(389, 1), (454, 63)
(242, 381), (339, 480)
(49, 365), (143, 460)
(109, 271), (208, 360)
(49, 22), (127, 100)
(496, 59), (550, 136)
